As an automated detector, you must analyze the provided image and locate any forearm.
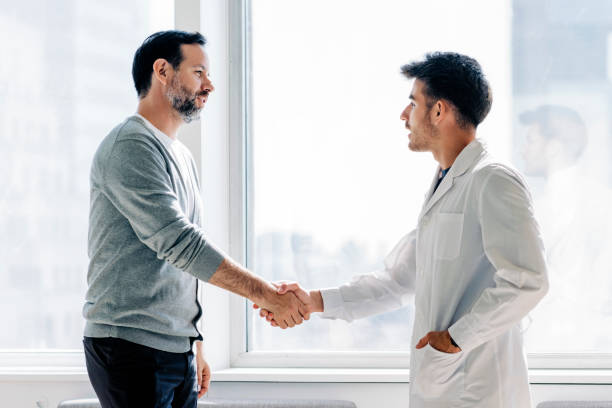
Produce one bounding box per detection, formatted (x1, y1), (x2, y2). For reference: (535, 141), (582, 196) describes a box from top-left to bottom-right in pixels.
(208, 258), (275, 304)
(318, 272), (409, 322)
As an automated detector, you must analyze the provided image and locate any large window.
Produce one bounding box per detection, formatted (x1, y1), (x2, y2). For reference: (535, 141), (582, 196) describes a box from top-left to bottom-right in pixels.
(247, 0), (612, 355)
(0, 0), (173, 350)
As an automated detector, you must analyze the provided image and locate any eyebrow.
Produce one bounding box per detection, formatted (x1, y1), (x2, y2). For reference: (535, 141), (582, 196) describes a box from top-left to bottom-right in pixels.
(192, 64), (207, 70)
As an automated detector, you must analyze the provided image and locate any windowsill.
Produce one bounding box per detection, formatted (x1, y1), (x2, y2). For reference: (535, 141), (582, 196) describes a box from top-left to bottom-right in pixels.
(212, 368), (410, 383)
(2, 367), (612, 384)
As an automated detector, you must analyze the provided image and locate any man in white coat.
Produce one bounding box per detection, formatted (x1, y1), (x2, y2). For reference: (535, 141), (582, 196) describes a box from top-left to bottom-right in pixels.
(257, 52), (549, 407)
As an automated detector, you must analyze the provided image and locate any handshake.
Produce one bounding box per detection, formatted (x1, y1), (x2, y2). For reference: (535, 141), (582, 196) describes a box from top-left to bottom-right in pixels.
(253, 282), (324, 329)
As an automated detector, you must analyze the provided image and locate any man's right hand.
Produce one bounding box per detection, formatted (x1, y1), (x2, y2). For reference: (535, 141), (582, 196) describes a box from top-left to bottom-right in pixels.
(208, 259), (310, 329)
(254, 282), (323, 327)
(254, 285), (310, 329)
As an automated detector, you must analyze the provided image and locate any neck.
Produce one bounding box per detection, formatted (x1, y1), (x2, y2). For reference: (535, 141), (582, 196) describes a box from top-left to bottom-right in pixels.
(137, 94), (183, 139)
(431, 128), (476, 169)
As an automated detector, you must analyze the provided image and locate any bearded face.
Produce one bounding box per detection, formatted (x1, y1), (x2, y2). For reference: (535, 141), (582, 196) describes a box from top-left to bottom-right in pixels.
(166, 74), (209, 123)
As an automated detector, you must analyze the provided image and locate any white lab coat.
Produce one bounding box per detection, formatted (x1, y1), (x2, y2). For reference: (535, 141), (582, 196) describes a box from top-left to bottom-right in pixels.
(320, 139), (549, 407)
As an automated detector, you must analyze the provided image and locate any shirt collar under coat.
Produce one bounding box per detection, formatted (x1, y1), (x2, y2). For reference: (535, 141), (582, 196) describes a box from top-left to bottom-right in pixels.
(419, 138), (487, 221)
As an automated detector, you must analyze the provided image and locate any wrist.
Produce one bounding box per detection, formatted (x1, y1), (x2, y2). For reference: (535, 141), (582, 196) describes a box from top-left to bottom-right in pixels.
(253, 283), (278, 306)
(445, 330), (459, 348)
(309, 290), (324, 313)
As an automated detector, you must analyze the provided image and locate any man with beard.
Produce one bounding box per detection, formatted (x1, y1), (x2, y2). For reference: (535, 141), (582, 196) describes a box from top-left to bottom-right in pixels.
(258, 52), (549, 407)
(83, 31), (308, 408)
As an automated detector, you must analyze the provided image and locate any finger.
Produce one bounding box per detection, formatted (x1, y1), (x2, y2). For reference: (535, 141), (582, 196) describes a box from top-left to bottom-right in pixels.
(203, 379), (210, 395)
(197, 366), (202, 388)
(198, 375), (208, 398)
(301, 303), (309, 316)
(198, 382), (205, 398)
(286, 317), (296, 328)
(259, 309), (268, 318)
(202, 369), (211, 396)
(292, 312), (304, 325)
(415, 334), (429, 349)
(278, 319), (288, 329)
(266, 313), (274, 322)
(271, 320), (278, 327)
(298, 305), (310, 320)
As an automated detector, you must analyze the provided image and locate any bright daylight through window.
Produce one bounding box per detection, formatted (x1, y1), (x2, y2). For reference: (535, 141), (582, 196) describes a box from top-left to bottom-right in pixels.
(0, 0), (173, 349)
(248, 0), (612, 353)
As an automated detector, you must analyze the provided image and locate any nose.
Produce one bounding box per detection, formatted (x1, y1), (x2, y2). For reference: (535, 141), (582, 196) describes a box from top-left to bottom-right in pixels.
(400, 105), (411, 121)
(202, 76), (215, 93)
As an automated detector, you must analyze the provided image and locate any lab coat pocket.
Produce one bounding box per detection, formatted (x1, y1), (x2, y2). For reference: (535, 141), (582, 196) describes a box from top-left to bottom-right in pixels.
(413, 344), (465, 401)
(435, 213), (464, 260)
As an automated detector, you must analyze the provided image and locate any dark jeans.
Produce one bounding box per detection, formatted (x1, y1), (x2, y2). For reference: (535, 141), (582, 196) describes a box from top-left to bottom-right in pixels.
(83, 337), (197, 408)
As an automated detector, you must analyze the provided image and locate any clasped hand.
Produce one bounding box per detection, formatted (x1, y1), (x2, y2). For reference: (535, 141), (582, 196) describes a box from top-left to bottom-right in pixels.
(254, 282), (321, 328)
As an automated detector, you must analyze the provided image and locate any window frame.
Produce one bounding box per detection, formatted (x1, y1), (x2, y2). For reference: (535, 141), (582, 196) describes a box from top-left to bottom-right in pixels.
(231, 0), (612, 371)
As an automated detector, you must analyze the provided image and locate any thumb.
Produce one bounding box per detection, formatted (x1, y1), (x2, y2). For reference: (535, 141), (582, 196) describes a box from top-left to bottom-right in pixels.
(415, 333), (430, 349)
(292, 287), (310, 305)
(277, 282), (302, 295)
(277, 283), (290, 294)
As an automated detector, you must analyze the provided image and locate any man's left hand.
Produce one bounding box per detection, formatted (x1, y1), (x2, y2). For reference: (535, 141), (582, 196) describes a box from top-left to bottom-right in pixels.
(195, 342), (211, 398)
(416, 330), (461, 354)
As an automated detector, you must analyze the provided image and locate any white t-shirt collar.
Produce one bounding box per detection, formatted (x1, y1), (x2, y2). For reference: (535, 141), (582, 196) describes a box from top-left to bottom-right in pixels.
(133, 113), (175, 150)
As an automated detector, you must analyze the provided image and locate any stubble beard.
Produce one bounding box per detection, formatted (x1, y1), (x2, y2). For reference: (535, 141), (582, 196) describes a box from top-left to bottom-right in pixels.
(409, 121), (435, 152)
(166, 75), (203, 123)
(408, 132), (427, 152)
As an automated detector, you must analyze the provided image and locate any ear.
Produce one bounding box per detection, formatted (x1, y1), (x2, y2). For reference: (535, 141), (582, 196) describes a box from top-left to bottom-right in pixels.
(152, 58), (171, 86)
(431, 100), (447, 124)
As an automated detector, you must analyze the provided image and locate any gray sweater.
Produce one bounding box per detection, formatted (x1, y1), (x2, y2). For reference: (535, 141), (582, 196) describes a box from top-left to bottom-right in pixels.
(83, 115), (225, 353)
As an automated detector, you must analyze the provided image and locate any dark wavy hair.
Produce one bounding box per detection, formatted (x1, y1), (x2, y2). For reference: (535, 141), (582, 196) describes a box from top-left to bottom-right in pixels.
(401, 52), (492, 128)
(132, 30), (206, 98)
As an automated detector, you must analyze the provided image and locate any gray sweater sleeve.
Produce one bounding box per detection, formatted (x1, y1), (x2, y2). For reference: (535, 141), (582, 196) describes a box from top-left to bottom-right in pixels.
(100, 136), (225, 281)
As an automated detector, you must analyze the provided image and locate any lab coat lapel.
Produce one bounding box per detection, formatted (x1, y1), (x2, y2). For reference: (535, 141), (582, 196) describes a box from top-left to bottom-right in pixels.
(419, 171), (455, 221)
(418, 139), (486, 221)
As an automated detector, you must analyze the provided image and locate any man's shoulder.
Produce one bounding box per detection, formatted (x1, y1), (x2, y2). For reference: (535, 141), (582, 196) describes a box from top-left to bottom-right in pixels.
(97, 116), (156, 147)
(92, 117), (165, 179)
(113, 116), (159, 145)
(471, 156), (527, 189)
(99, 117), (166, 159)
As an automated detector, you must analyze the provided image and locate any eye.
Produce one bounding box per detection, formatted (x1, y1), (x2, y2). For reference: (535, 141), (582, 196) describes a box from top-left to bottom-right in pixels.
(195, 70), (203, 77)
